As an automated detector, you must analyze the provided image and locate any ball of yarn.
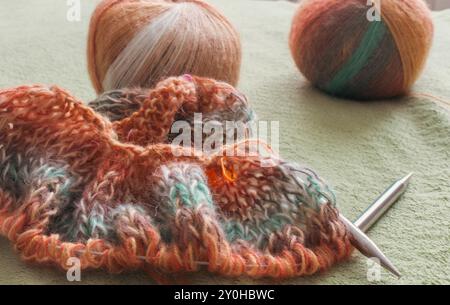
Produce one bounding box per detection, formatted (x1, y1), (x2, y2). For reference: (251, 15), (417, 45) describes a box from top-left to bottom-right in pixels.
(289, 0), (434, 99)
(87, 0), (241, 93)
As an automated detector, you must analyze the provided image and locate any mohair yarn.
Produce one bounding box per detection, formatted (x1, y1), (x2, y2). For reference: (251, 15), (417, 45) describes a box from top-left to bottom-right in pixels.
(0, 76), (352, 282)
(289, 0), (434, 100)
(87, 0), (241, 93)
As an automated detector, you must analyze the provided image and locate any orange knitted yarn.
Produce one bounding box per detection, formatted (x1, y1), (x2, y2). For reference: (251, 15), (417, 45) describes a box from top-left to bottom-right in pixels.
(0, 76), (353, 282)
(87, 0), (241, 93)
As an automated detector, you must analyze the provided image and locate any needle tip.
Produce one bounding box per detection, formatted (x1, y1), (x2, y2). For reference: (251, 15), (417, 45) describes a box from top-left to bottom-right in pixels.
(382, 260), (402, 278)
(340, 215), (402, 279)
(400, 172), (413, 184)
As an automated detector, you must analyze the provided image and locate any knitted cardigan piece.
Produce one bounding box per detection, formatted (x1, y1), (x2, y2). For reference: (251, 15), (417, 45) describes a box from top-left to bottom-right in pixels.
(0, 76), (352, 281)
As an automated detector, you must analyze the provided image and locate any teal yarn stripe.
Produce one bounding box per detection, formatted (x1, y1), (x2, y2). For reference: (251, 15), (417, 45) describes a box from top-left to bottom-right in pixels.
(326, 20), (387, 95)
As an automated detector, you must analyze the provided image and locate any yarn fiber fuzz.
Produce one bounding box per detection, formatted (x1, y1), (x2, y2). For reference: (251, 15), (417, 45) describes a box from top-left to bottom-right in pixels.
(289, 0), (434, 100)
(0, 76), (352, 281)
(88, 0), (242, 93)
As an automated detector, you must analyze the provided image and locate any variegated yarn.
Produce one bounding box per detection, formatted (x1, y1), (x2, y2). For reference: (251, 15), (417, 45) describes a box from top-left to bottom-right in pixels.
(289, 0), (434, 99)
(89, 79), (254, 147)
(0, 75), (352, 282)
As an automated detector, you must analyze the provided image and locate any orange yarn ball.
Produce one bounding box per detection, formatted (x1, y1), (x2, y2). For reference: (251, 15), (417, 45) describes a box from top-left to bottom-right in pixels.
(88, 0), (241, 93)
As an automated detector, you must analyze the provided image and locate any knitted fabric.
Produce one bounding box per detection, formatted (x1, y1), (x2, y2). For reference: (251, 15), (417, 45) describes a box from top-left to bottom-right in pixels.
(0, 75), (352, 281)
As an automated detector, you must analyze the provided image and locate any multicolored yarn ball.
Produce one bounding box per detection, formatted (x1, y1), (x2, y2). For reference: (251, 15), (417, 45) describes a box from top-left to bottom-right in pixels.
(87, 0), (242, 93)
(289, 0), (434, 99)
(0, 76), (353, 282)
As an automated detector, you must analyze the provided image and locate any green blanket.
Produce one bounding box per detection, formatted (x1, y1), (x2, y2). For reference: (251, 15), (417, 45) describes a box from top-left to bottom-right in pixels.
(0, 0), (449, 284)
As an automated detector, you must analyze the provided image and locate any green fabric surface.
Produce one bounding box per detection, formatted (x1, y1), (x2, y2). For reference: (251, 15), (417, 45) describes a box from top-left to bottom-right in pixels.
(0, 0), (449, 284)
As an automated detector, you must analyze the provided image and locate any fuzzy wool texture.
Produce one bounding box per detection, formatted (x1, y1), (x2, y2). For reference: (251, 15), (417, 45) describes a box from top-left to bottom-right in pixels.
(0, 0), (449, 284)
(289, 0), (434, 99)
(88, 0), (242, 93)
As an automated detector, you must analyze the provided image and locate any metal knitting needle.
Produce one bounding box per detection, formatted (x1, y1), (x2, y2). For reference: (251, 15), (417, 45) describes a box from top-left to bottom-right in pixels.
(340, 215), (402, 278)
(339, 173), (413, 278)
(355, 172), (413, 233)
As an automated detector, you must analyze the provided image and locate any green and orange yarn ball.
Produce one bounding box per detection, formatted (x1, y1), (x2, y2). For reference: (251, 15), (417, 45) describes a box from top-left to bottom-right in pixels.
(289, 0), (434, 100)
